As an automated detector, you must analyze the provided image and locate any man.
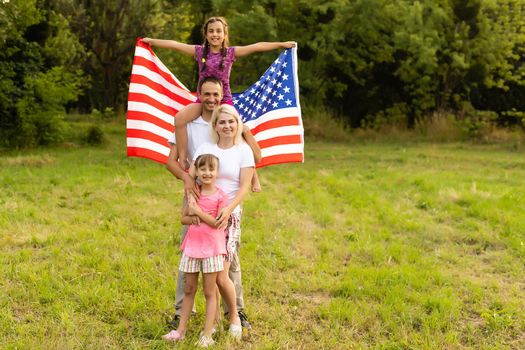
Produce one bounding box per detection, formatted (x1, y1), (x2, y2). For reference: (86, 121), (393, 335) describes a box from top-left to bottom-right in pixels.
(166, 76), (258, 330)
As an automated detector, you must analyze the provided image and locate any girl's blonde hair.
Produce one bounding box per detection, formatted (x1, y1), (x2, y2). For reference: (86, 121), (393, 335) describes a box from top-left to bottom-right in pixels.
(201, 16), (229, 71)
(194, 153), (219, 170)
(210, 104), (244, 145)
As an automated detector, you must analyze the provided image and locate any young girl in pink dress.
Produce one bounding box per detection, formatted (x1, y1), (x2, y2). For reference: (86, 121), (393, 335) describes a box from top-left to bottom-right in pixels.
(162, 154), (235, 347)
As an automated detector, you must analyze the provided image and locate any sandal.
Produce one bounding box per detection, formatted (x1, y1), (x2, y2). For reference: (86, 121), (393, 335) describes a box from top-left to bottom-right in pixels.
(161, 329), (184, 342)
(196, 334), (215, 348)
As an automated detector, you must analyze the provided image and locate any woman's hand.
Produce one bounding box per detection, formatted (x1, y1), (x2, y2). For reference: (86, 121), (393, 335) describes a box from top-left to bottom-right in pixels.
(142, 37), (153, 44)
(216, 206), (233, 229)
(282, 41), (296, 48)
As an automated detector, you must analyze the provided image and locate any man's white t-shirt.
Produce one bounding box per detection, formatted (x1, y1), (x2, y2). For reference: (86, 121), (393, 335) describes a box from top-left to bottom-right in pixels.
(193, 141), (255, 203)
(167, 116), (212, 162)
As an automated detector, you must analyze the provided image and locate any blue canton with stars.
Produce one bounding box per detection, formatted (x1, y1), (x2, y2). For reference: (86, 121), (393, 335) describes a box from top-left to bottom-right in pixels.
(232, 48), (297, 123)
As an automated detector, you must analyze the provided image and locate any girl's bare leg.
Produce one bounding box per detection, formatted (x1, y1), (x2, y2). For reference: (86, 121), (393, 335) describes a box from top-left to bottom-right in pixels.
(175, 272), (199, 336)
(216, 261), (241, 326)
(202, 272), (219, 337)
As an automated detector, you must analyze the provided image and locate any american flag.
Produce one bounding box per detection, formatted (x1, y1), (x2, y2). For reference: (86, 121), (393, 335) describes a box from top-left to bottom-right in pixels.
(126, 39), (303, 167)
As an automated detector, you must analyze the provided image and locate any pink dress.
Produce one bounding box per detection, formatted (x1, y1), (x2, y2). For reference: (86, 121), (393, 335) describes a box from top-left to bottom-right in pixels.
(195, 45), (236, 103)
(180, 187), (229, 258)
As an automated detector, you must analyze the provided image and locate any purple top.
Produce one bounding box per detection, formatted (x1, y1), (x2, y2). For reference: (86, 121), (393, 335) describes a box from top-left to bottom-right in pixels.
(195, 45), (236, 102)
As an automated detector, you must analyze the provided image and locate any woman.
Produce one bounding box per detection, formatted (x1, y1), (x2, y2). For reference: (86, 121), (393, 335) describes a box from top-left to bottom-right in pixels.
(192, 104), (256, 340)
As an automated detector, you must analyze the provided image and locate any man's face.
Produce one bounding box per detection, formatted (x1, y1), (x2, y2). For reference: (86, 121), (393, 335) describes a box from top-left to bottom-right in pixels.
(199, 81), (223, 113)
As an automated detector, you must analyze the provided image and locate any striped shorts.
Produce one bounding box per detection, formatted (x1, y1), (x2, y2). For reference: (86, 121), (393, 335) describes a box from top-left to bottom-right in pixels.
(179, 253), (224, 273)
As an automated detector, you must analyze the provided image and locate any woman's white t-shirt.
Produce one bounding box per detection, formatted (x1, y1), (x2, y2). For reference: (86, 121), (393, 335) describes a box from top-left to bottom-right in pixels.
(193, 141), (255, 203)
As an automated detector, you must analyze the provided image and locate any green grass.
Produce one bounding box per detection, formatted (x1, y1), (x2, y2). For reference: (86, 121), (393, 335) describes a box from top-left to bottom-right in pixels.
(1, 122), (525, 349)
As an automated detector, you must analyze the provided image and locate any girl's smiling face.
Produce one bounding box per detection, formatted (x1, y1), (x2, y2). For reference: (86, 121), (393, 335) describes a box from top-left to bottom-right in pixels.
(196, 163), (218, 185)
(206, 21), (226, 48)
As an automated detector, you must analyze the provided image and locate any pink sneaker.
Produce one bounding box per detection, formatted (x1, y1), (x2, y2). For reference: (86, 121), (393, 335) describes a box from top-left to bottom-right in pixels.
(162, 329), (184, 342)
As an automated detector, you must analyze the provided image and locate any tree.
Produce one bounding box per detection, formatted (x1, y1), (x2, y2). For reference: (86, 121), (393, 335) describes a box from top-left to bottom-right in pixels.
(0, 0), (85, 147)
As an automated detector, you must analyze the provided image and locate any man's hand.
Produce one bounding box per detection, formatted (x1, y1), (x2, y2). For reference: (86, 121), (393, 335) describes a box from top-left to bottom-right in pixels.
(183, 174), (200, 200)
(178, 156), (189, 171)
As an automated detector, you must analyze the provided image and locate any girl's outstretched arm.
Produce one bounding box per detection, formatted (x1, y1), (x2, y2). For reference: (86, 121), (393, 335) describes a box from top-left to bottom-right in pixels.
(235, 41), (296, 57)
(141, 38), (196, 56)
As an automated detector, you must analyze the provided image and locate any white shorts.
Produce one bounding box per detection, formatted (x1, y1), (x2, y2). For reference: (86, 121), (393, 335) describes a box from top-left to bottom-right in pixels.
(179, 253), (224, 273)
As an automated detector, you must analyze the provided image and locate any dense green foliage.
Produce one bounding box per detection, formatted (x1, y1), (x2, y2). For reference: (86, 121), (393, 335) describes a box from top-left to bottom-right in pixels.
(1, 0), (524, 146)
(0, 0), (86, 147)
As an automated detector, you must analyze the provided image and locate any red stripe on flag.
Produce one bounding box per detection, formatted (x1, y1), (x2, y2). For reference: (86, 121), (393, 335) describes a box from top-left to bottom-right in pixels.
(132, 56), (179, 87)
(258, 153), (303, 167)
(127, 110), (175, 132)
(126, 129), (170, 146)
(257, 135), (302, 149)
(128, 92), (177, 116)
(127, 147), (169, 164)
(130, 75), (195, 106)
(251, 116), (300, 135)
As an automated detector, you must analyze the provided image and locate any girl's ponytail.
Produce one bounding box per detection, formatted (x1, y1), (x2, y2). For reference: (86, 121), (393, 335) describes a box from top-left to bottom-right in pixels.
(220, 42), (225, 70)
(201, 41), (209, 72)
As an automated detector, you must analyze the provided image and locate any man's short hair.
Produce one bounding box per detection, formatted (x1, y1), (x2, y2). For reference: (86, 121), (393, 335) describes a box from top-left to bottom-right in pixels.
(198, 76), (223, 93)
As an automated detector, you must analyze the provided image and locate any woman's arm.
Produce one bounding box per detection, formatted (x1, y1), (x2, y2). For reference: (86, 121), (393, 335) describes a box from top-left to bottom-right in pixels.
(142, 38), (196, 56)
(216, 167), (254, 227)
(235, 41), (295, 57)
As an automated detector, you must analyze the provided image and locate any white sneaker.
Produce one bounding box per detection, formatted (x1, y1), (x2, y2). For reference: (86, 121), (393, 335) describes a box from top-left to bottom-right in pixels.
(228, 323), (242, 340)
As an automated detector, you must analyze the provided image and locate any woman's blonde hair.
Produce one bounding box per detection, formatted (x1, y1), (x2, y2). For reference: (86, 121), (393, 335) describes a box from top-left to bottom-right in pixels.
(210, 104), (244, 145)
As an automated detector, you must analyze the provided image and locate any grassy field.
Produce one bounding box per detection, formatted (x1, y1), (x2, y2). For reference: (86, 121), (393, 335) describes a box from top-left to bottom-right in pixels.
(1, 122), (525, 349)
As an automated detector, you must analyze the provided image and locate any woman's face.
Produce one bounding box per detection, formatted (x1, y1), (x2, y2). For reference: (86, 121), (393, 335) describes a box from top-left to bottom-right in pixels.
(215, 112), (238, 139)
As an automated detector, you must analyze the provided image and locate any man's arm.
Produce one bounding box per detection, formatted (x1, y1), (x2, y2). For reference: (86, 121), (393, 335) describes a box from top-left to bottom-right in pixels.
(242, 126), (262, 163)
(166, 143), (200, 198)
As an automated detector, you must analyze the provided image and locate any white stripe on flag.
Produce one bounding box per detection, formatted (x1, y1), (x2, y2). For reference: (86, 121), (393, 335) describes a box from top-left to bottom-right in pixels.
(134, 47), (190, 90)
(261, 143), (304, 158)
(129, 83), (185, 111)
(255, 125), (304, 142)
(131, 65), (196, 101)
(127, 101), (174, 124)
(126, 119), (173, 140)
(127, 137), (170, 156)
(244, 107), (300, 128)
